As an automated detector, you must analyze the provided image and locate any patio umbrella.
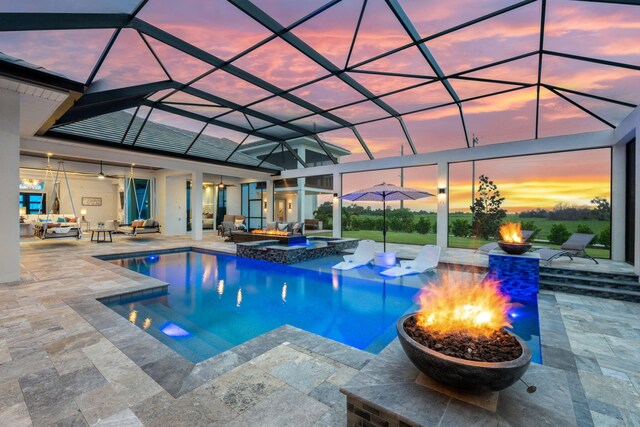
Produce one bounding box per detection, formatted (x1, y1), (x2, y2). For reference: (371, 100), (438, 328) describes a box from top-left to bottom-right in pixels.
(341, 182), (434, 252)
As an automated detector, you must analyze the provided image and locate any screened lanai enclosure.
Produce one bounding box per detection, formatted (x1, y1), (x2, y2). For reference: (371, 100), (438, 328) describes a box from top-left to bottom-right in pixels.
(1, 0), (638, 171)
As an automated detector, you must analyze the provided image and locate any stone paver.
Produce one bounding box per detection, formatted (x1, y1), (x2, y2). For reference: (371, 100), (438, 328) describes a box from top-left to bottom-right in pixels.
(0, 233), (636, 426)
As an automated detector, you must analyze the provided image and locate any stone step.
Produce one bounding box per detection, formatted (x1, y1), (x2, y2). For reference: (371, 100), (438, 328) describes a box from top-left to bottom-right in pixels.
(539, 271), (640, 290)
(539, 280), (640, 303)
(539, 267), (638, 283)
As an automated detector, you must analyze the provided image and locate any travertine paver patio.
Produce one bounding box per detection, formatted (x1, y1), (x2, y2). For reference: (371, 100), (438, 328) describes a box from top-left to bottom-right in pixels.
(0, 233), (638, 426)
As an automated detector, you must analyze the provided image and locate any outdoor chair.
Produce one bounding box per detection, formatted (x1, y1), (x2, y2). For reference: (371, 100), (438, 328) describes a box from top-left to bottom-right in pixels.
(332, 240), (377, 270)
(477, 230), (535, 254)
(381, 245), (441, 277)
(536, 233), (598, 264)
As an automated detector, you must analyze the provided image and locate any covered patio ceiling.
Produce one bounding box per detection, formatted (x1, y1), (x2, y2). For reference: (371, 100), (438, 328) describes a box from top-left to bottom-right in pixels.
(1, 0), (638, 171)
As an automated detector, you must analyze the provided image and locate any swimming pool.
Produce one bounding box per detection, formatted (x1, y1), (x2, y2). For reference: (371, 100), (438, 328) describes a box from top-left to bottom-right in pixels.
(103, 249), (541, 364)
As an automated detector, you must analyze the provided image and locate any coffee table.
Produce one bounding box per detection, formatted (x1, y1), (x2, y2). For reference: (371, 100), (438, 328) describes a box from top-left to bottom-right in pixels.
(90, 228), (113, 243)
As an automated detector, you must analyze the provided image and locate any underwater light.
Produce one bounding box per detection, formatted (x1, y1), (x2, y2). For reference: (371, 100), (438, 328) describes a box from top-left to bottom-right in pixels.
(160, 322), (191, 337)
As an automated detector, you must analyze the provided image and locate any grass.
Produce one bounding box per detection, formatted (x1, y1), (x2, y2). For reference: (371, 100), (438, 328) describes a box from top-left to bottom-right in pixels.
(316, 226), (611, 259)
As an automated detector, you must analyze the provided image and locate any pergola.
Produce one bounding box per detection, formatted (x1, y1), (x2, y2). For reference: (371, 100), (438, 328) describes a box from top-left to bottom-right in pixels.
(1, 0), (638, 173)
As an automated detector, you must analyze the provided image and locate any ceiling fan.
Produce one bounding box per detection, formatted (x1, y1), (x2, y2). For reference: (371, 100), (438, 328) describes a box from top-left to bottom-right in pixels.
(216, 175), (236, 188)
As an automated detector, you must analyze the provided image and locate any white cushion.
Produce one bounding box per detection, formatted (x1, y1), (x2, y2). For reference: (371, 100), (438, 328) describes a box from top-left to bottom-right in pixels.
(277, 223), (289, 231)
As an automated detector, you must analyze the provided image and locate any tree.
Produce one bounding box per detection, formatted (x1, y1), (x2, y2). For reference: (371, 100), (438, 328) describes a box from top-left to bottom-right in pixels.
(548, 224), (571, 245)
(590, 197), (611, 221)
(470, 175), (506, 239)
(313, 202), (333, 228)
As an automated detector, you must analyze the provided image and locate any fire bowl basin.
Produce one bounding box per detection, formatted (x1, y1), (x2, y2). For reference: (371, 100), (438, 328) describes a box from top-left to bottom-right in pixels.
(497, 241), (532, 255)
(396, 313), (531, 393)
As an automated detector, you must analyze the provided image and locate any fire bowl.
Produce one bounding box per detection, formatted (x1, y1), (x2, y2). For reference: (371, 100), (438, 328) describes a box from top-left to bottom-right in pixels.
(396, 313), (531, 393)
(497, 241), (532, 255)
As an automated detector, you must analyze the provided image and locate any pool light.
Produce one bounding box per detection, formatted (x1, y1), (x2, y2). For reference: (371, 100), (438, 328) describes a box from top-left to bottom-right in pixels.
(160, 322), (191, 337)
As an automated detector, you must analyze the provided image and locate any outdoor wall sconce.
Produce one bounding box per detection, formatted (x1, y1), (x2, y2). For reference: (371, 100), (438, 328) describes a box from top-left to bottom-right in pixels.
(438, 187), (446, 195)
(263, 201), (267, 210)
(288, 202), (292, 210)
(333, 193), (338, 198)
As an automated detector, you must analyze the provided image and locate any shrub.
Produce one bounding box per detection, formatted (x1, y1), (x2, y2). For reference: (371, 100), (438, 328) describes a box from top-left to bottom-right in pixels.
(402, 218), (415, 233)
(432, 219), (437, 234)
(576, 223), (594, 235)
(598, 225), (611, 248)
(548, 223), (571, 245)
(450, 219), (471, 237)
(415, 217), (431, 234)
(519, 220), (541, 241)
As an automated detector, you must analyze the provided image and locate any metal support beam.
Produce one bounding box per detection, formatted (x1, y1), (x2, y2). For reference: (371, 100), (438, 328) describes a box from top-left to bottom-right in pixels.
(0, 13), (130, 31)
(86, 28), (121, 86)
(129, 19), (356, 131)
(543, 50), (640, 72)
(546, 86), (615, 128)
(542, 84), (636, 108)
(385, 0), (470, 146)
(534, 0), (547, 139)
(397, 117), (417, 154)
(228, 0), (404, 122)
(350, 126), (374, 159)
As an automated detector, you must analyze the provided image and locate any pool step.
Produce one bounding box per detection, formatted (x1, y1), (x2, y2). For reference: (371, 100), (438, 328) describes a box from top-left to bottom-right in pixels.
(539, 268), (640, 302)
(109, 303), (226, 362)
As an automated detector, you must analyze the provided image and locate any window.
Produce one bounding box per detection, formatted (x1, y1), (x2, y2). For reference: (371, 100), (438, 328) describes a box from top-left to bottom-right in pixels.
(125, 178), (152, 222)
(216, 187), (227, 229)
(241, 182), (266, 230)
(19, 192), (46, 215)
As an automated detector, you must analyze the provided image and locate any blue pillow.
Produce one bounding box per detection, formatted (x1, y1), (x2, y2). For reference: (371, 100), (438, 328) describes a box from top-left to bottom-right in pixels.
(57, 217), (67, 223)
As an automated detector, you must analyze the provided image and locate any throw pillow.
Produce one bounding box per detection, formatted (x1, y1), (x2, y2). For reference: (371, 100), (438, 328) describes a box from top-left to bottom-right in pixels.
(266, 222), (277, 231)
(57, 217), (67, 223)
(277, 222), (289, 231)
(234, 219), (244, 227)
(143, 218), (155, 227)
(67, 217), (77, 223)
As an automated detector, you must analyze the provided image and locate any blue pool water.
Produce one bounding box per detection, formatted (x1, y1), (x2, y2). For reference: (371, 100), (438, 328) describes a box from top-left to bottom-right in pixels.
(104, 250), (542, 364)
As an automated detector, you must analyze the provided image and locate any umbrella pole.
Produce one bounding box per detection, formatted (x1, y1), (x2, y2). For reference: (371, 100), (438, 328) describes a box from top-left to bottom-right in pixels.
(383, 198), (386, 252)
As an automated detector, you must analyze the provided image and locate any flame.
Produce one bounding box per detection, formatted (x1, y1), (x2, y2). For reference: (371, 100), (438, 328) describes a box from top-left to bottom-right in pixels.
(415, 273), (516, 337)
(252, 229), (289, 236)
(500, 222), (523, 243)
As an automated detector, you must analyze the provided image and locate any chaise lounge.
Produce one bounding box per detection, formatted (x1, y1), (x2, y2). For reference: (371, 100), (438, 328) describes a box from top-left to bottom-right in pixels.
(536, 233), (598, 264)
(332, 240), (377, 270)
(381, 245), (441, 277)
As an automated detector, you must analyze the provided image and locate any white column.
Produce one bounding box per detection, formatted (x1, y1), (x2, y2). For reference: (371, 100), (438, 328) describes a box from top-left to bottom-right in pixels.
(436, 161), (449, 248)
(635, 124), (640, 275)
(192, 171), (203, 241)
(266, 179), (274, 222)
(611, 143), (626, 261)
(297, 147), (306, 223)
(332, 172), (341, 238)
(0, 90), (20, 283)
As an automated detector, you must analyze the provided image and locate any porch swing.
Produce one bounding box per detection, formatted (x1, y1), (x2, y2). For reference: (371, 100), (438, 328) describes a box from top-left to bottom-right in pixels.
(35, 160), (81, 240)
(119, 165), (160, 236)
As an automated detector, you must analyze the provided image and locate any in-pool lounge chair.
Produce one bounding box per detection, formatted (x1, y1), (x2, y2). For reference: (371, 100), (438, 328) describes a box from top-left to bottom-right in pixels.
(536, 233), (598, 264)
(477, 230), (535, 254)
(332, 240), (377, 270)
(381, 245), (441, 277)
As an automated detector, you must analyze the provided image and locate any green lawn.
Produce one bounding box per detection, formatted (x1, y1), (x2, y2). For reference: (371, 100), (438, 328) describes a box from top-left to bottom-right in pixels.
(316, 227), (611, 259)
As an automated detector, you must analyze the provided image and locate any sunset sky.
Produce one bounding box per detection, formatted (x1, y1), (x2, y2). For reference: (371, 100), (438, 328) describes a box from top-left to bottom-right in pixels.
(0, 0), (633, 206)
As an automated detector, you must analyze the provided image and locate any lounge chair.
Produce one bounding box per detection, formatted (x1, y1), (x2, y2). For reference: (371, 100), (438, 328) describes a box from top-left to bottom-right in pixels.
(536, 233), (598, 264)
(380, 245), (441, 277)
(477, 230), (534, 254)
(332, 240), (377, 270)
